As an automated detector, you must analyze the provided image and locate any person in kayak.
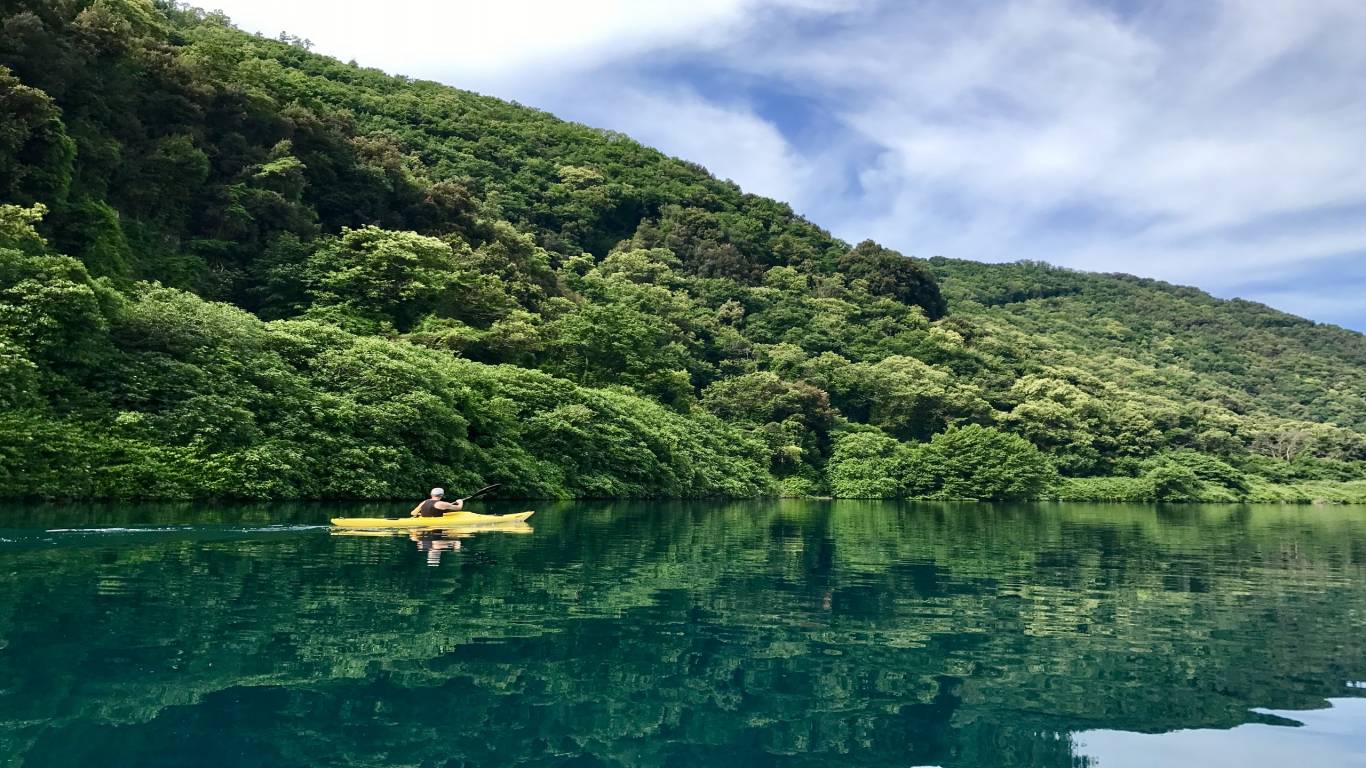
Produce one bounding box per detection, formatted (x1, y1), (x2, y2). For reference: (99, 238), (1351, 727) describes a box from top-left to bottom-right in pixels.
(409, 488), (464, 518)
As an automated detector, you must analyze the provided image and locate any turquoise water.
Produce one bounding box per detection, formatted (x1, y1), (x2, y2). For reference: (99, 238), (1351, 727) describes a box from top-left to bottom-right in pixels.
(1, 500), (1364, 767)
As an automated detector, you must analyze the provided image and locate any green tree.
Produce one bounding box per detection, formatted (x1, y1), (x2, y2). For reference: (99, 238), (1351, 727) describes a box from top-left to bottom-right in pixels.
(0, 66), (75, 203)
(0, 204), (111, 370)
(701, 371), (837, 473)
(837, 240), (946, 319)
(305, 226), (512, 332)
(803, 353), (989, 442)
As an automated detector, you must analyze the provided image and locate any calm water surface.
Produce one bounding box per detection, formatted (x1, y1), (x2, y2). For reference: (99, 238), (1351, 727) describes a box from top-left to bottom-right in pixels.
(1, 500), (1364, 767)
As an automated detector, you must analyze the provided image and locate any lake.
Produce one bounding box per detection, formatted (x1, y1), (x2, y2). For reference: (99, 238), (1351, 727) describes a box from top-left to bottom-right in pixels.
(1, 500), (1364, 767)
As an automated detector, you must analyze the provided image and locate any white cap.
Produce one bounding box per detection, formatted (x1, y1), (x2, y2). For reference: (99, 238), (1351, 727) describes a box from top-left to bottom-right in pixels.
(431, 488), (445, 497)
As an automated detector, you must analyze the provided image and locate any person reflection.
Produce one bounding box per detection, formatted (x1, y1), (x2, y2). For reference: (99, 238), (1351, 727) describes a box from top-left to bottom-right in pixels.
(409, 530), (461, 566)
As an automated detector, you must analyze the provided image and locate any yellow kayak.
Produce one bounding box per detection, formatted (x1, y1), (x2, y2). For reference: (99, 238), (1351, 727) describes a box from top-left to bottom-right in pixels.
(331, 522), (533, 538)
(330, 510), (534, 529)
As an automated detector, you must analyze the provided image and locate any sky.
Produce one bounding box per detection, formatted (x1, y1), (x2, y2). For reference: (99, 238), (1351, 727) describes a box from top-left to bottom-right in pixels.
(206, 0), (1366, 331)
(1075, 697), (1366, 767)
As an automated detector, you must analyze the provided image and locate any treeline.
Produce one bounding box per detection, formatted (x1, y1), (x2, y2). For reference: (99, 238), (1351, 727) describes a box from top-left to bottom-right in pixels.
(0, 208), (771, 498)
(1, 0), (1363, 501)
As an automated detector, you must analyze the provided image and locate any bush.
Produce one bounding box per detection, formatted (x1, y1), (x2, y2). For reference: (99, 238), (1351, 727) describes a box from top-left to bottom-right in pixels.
(1143, 462), (1203, 502)
(775, 470), (823, 498)
(916, 425), (1057, 500)
(826, 431), (909, 498)
(1157, 450), (1249, 494)
(1054, 476), (1152, 502)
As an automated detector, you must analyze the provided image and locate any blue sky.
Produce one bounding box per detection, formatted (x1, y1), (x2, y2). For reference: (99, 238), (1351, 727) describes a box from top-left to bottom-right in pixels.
(1076, 697), (1366, 767)
(209, 0), (1366, 331)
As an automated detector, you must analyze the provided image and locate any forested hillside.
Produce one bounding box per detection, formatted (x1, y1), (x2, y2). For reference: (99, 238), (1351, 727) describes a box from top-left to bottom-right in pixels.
(1, 0), (1363, 502)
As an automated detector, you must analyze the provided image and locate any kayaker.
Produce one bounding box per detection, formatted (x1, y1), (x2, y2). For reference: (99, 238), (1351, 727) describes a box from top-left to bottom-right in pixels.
(409, 488), (464, 517)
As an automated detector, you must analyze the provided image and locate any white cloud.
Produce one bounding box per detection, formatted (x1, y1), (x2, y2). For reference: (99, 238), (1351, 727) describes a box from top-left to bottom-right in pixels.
(501, 73), (818, 206)
(587, 88), (815, 206)
(206, 0), (849, 86)
(703, 0), (1366, 326)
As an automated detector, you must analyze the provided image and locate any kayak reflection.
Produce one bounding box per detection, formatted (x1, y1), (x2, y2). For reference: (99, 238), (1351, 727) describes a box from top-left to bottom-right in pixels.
(331, 520), (533, 566)
(412, 530), (460, 566)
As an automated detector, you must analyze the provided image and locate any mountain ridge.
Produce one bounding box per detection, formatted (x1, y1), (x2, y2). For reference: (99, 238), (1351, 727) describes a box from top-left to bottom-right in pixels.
(0, 0), (1361, 502)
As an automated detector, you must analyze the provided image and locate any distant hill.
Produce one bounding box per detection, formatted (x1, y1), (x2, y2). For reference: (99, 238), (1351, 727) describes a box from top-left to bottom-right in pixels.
(0, 0), (1361, 502)
(933, 258), (1366, 431)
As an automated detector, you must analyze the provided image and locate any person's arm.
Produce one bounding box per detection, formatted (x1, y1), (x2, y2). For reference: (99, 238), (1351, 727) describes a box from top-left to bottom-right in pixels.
(409, 502), (425, 517)
(434, 499), (464, 511)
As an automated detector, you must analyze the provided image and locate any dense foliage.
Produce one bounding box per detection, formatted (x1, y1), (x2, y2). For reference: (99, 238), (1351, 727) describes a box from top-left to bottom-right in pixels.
(0, 0), (1363, 500)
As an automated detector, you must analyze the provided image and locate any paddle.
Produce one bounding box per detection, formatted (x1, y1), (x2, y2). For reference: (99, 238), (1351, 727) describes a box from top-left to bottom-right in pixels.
(458, 483), (501, 504)
(455, 483), (516, 518)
